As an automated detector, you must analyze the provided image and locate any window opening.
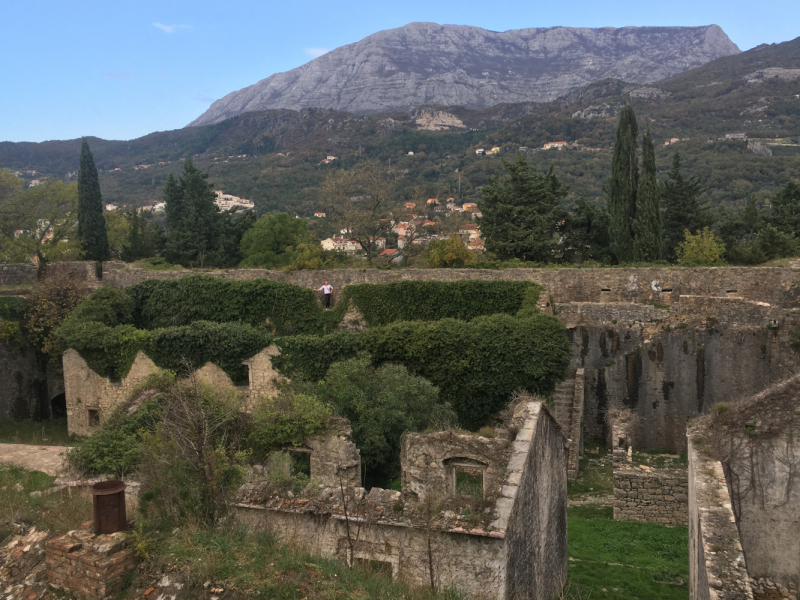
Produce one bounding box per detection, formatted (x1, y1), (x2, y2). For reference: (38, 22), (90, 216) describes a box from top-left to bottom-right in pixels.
(444, 458), (487, 500)
(88, 409), (100, 427)
(232, 364), (251, 388)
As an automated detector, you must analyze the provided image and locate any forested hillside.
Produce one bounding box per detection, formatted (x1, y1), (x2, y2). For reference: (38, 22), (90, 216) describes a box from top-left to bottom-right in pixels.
(1, 36), (799, 217)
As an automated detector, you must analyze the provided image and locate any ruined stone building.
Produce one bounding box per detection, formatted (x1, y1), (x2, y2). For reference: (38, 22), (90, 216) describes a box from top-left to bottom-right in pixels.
(688, 376), (800, 600)
(235, 399), (568, 600)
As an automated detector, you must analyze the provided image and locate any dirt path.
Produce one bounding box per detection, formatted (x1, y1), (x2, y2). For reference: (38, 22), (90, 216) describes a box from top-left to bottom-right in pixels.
(0, 443), (69, 477)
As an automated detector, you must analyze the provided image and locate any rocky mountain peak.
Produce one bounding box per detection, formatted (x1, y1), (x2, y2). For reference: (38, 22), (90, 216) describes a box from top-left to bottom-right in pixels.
(201, 23), (736, 127)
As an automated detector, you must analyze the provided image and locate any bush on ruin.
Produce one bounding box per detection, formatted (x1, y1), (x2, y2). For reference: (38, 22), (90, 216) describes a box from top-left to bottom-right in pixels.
(318, 355), (456, 485)
(676, 227), (726, 266)
(247, 391), (332, 460)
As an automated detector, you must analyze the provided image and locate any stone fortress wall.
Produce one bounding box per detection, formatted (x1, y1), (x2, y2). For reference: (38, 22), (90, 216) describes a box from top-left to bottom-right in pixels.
(92, 263), (800, 453)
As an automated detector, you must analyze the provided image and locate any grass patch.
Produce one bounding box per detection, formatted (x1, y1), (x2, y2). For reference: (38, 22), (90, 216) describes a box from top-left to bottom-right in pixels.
(568, 505), (613, 520)
(632, 450), (687, 469)
(567, 516), (688, 600)
(0, 418), (73, 446)
(568, 441), (613, 498)
(0, 465), (93, 539)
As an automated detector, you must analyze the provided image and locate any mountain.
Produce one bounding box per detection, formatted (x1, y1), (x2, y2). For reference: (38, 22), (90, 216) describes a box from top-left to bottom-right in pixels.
(2, 35), (798, 219)
(189, 22), (740, 126)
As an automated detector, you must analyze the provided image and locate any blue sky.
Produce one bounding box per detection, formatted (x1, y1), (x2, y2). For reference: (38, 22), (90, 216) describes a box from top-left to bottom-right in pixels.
(3, 0), (798, 143)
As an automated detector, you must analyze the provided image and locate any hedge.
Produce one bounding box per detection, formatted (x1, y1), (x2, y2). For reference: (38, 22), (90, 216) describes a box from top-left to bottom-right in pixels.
(340, 280), (542, 326)
(274, 313), (570, 429)
(126, 275), (342, 335)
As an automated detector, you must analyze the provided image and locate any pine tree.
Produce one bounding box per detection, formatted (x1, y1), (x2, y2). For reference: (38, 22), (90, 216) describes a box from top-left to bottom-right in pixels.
(478, 154), (567, 262)
(661, 151), (710, 262)
(77, 138), (110, 261)
(163, 159), (223, 267)
(632, 124), (663, 261)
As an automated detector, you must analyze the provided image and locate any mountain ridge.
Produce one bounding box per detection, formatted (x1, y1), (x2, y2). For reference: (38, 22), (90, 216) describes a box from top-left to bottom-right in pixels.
(189, 22), (740, 126)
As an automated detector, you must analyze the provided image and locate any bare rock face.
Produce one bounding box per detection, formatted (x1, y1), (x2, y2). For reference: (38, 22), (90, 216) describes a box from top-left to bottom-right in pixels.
(190, 22), (740, 126)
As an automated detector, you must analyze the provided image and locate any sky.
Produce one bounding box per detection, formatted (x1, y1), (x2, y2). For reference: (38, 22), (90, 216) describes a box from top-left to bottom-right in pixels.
(3, 0), (799, 144)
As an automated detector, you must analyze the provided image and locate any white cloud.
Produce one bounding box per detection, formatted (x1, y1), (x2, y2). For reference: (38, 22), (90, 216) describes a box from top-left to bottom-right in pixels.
(153, 22), (191, 34)
(305, 48), (330, 58)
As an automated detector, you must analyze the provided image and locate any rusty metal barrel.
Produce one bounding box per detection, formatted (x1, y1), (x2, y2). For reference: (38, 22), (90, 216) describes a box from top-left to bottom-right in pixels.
(90, 480), (127, 534)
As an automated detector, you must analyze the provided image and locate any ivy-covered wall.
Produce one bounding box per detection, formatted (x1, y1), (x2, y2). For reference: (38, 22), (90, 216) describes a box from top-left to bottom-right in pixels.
(57, 276), (569, 429)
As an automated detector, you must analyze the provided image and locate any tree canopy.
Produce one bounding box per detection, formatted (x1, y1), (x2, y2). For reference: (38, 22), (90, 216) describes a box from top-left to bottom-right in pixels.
(478, 154), (567, 262)
(239, 212), (312, 268)
(77, 139), (110, 261)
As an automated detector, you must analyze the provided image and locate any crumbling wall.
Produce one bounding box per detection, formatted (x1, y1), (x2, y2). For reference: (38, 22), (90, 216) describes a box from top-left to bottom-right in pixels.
(724, 428), (800, 596)
(236, 401), (566, 600)
(687, 436), (753, 600)
(63, 345), (285, 435)
(401, 429), (509, 505)
(306, 418), (361, 489)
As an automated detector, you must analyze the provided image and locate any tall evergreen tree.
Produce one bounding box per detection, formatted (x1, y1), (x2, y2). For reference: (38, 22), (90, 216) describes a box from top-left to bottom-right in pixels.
(606, 106), (639, 263)
(632, 124), (663, 261)
(661, 151), (710, 261)
(164, 159), (223, 267)
(478, 154), (567, 262)
(77, 138), (110, 261)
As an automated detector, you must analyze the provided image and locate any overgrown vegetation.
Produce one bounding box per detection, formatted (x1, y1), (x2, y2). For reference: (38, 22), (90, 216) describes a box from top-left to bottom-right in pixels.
(276, 312), (570, 429)
(0, 418), (71, 446)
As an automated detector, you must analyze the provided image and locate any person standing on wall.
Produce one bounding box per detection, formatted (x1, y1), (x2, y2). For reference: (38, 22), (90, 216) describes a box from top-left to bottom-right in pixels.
(318, 281), (334, 309)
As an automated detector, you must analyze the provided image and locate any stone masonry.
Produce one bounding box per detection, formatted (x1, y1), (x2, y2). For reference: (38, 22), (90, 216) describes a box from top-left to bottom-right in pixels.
(611, 414), (688, 526)
(235, 400), (568, 600)
(46, 528), (136, 598)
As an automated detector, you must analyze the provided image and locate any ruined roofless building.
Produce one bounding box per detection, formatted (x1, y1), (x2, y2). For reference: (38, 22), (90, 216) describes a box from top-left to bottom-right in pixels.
(235, 400), (568, 600)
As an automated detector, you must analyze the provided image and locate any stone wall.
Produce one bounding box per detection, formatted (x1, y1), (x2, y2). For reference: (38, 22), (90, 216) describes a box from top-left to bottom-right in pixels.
(613, 468), (688, 526)
(687, 436), (753, 600)
(0, 264), (37, 286)
(63, 345), (285, 436)
(100, 263), (800, 309)
(0, 341), (62, 422)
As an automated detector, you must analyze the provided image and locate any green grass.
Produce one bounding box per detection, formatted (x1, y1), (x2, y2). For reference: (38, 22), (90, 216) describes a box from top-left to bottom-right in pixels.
(631, 449), (688, 470)
(567, 514), (688, 600)
(565, 442), (689, 600)
(0, 418), (73, 446)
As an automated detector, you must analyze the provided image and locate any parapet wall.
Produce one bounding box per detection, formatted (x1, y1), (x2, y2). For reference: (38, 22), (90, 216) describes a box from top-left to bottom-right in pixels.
(613, 468), (688, 526)
(0, 264), (37, 286)
(101, 263), (800, 308)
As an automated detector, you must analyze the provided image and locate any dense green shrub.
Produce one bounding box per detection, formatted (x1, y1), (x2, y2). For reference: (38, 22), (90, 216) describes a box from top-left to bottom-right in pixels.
(247, 392), (332, 460)
(317, 355), (456, 485)
(0, 297), (27, 321)
(66, 372), (174, 476)
(341, 280), (542, 326)
(275, 313), (570, 429)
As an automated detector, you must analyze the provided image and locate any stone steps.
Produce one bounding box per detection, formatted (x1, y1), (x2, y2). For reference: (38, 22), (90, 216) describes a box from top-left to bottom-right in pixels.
(552, 375), (576, 434)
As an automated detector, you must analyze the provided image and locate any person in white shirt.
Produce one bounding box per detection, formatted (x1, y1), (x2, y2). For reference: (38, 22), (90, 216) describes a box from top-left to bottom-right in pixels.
(318, 281), (333, 308)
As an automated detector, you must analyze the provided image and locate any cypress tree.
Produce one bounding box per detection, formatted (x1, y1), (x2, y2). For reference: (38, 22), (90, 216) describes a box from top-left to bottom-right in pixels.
(606, 106), (639, 263)
(77, 138), (110, 261)
(661, 151), (710, 262)
(632, 124), (663, 261)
